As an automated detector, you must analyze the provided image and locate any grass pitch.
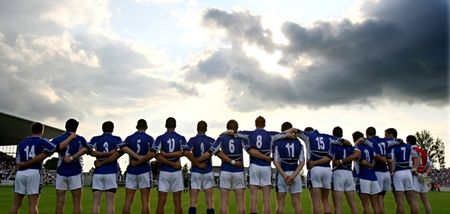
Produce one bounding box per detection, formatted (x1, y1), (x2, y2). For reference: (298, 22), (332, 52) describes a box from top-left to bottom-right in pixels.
(0, 186), (449, 213)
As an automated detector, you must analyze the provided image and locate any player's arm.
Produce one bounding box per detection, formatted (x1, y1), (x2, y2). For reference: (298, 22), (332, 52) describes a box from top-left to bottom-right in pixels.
(131, 150), (157, 166)
(90, 149), (115, 158)
(411, 149), (420, 175)
(273, 147), (287, 179)
(94, 150), (121, 168)
(16, 153), (48, 169)
(216, 151), (243, 168)
(360, 158), (374, 168)
(155, 153), (181, 169)
(247, 148), (271, 162)
(56, 132), (77, 152)
(121, 146), (142, 160)
(64, 147), (89, 163)
(291, 147), (306, 179)
(159, 150), (184, 158)
(308, 155), (331, 169)
(342, 149), (361, 163)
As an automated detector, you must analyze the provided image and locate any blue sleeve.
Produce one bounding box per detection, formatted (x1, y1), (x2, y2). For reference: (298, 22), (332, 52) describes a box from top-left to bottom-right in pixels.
(239, 130), (252, 135)
(121, 136), (131, 148)
(43, 139), (56, 155)
(268, 131), (280, 135)
(210, 137), (222, 154)
(329, 145), (336, 159)
(152, 136), (162, 152)
(181, 136), (189, 151)
(116, 137), (124, 149)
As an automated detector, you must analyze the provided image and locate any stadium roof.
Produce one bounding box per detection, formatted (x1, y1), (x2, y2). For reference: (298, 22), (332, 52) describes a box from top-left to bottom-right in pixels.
(0, 111), (64, 146)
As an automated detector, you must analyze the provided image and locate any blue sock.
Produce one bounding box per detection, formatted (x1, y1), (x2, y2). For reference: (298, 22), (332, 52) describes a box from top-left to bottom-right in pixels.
(206, 208), (214, 214)
(189, 207), (196, 214)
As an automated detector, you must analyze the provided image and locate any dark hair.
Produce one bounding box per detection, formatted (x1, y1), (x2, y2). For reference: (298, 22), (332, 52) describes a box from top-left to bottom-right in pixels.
(65, 118), (79, 132)
(255, 116), (265, 128)
(226, 119), (238, 132)
(136, 119), (148, 130)
(385, 128), (398, 138)
(281, 122), (292, 132)
(332, 126), (343, 138)
(102, 121), (114, 133)
(165, 117), (176, 129)
(366, 127), (376, 137)
(304, 127), (314, 132)
(31, 122), (44, 134)
(406, 135), (417, 145)
(352, 131), (364, 142)
(197, 120), (207, 132)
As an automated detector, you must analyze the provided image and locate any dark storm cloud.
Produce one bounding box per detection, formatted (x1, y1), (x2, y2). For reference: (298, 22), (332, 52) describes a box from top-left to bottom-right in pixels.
(186, 0), (448, 110)
(203, 8), (276, 53)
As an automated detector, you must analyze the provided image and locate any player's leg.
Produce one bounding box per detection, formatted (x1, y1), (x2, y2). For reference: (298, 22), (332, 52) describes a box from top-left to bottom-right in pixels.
(262, 185), (271, 214)
(91, 190), (102, 214)
(156, 191), (168, 214)
(122, 188), (136, 214)
(139, 188), (151, 214)
(276, 191), (286, 214)
(235, 188), (246, 214)
(321, 188), (331, 214)
(369, 194), (381, 214)
(9, 193), (24, 214)
(405, 190), (419, 214)
(105, 190), (116, 214)
(358, 193), (371, 214)
(344, 191), (358, 214)
(71, 188), (83, 214)
(189, 188), (199, 213)
(332, 190), (344, 214)
(419, 193), (432, 214)
(321, 167), (333, 214)
(291, 193), (303, 214)
(309, 188), (322, 214)
(55, 190), (67, 214)
(173, 191), (183, 214)
(205, 187), (215, 214)
(27, 194), (40, 214)
(219, 188), (230, 214)
(393, 191), (405, 214)
(249, 185), (258, 214)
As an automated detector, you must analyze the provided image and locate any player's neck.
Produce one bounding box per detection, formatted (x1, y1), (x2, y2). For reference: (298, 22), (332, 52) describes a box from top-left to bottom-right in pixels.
(166, 128), (175, 132)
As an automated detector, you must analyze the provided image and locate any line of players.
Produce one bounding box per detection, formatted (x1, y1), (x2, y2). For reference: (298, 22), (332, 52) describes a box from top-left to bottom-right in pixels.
(9, 116), (432, 214)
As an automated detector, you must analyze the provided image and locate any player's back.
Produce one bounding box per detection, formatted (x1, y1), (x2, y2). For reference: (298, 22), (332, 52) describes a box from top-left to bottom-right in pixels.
(154, 131), (187, 172)
(90, 133), (122, 174)
(189, 134), (215, 173)
(124, 131), (154, 174)
(274, 138), (303, 171)
(413, 146), (428, 173)
(241, 129), (278, 166)
(52, 132), (88, 176)
(355, 144), (376, 181)
(303, 130), (334, 167)
(330, 144), (354, 171)
(368, 136), (390, 172)
(389, 143), (413, 171)
(214, 134), (247, 172)
(16, 136), (55, 171)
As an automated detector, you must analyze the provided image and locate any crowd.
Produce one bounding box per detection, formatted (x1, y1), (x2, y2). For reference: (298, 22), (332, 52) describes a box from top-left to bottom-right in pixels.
(430, 168), (450, 189)
(0, 151), (16, 180)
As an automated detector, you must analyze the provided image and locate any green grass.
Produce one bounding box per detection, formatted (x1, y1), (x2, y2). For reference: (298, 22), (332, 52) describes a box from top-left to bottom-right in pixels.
(0, 186), (449, 213)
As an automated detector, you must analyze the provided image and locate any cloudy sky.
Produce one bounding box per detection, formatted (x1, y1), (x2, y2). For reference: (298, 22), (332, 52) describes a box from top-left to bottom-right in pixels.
(1, 0), (448, 170)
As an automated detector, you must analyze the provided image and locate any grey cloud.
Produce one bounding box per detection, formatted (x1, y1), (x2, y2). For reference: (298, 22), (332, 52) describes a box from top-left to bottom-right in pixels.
(203, 8), (276, 53)
(186, 0), (448, 110)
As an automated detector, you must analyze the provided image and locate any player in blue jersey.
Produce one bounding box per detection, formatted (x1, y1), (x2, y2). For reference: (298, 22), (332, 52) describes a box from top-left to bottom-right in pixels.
(353, 131), (381, 214)
(273, 122), (305, 214)
(386, 128), (419, 214)
(10, 122), (57, 214)
(236, 116), (279, 214)
(88, 121), (122, 214)
(152, 117), (190, 214)
(210, 119), (248, 214)
(120, 119), (155, 214)
(186, 121), (216, 214)
(51, 119), (89, 214)
(297, 127), (340, 214)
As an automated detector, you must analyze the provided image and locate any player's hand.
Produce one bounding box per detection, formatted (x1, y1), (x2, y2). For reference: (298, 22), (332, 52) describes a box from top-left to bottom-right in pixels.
(234, 161), (244, 168)
(68, 132), (78, 140)
(94, 160), (102, 168)
(63, 156), (73, 163)
(333, 159), (342, 166)
(307, 160), (315, 169)
(355, 137), (365, 145)
(173, 161), (182, 170)
(265, 155), (272, 163)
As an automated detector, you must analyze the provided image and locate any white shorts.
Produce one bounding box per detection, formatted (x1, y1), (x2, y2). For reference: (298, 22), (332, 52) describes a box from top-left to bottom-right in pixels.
(332, 170), (355, 192)
(412, 175), (428, 193)
(375, 171), (391, 192)
(92, 174), (117, 191)
(358, 179), (381, 195)
(277, 171), (302, 193)
(309, 167), (332, 189)
(125, 172), (151, 189)
(14, 169), (41, 195)
(219, 171), (246, 190)
(158, 170), (183, 193)
(249, 164), (272, 186)
(393, 170), (414, 191)
(190, 172), (215, 190)
(56, 174), (83, 190)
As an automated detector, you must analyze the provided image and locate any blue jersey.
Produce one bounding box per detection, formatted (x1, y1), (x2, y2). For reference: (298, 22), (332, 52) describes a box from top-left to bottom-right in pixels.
(188, 134), (215, 173)
(364, 137), (402, 172)
(153, 131), (188, 172)
(355, 144), (376, 181)
(89, 133), (122, 174)
(329, 145), (358, 171)
(122, 131), (154, 175)
(52, 132), (89, 176)
(299, 130), (337, 168)
(16, 136), (55, 171)
(240, 129), (279, 167)
(388, 143), (418, 172)
(210, 134), (249, 172)
(273, 138), (304, 172)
